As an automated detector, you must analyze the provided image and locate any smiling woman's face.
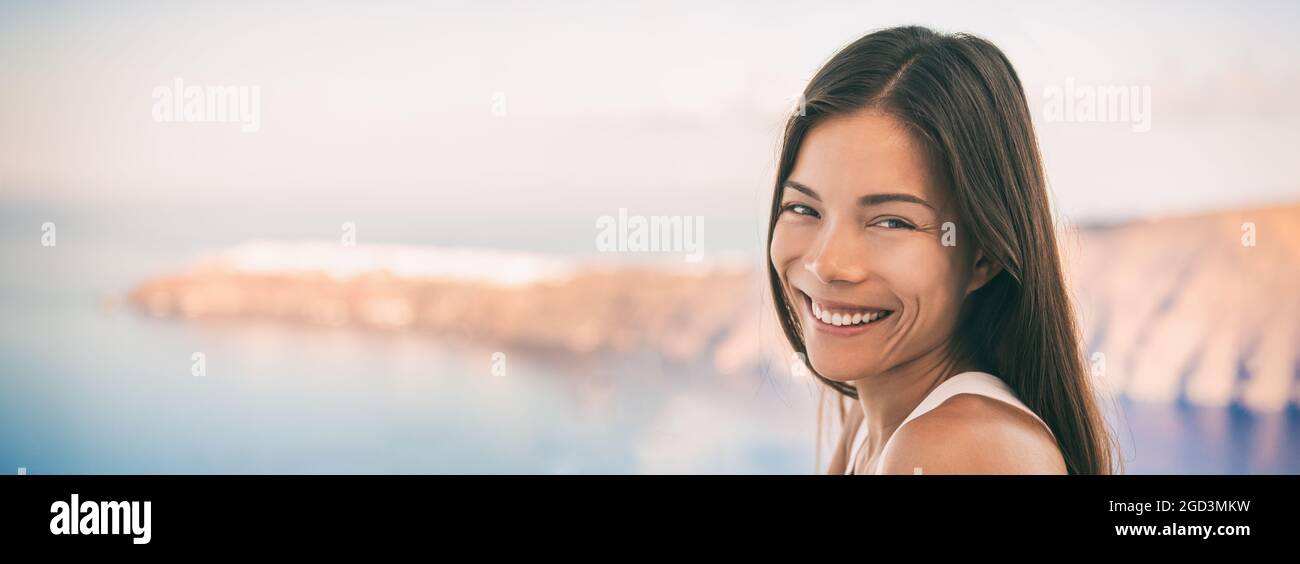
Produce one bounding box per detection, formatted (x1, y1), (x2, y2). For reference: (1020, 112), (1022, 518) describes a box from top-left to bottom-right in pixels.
(770, 109), (987, 382)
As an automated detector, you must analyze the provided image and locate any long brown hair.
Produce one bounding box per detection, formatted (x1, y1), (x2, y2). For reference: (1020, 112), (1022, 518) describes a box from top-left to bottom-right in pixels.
(767, 26), (1121, 475)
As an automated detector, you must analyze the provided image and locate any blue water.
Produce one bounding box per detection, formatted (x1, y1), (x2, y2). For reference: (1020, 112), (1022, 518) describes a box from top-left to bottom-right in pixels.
(0, 203), (818, 474)
(1112, 398), (1300, 474)
(0, 203), (1296, 474)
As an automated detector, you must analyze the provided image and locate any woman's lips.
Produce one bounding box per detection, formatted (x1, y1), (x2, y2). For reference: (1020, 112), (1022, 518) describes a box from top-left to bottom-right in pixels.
(799, 290), (894, 336)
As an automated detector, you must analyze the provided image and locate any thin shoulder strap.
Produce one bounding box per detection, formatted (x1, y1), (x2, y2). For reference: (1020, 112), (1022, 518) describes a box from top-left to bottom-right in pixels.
(874, 372), (1055, 472)
(902, 372), (1049, 432)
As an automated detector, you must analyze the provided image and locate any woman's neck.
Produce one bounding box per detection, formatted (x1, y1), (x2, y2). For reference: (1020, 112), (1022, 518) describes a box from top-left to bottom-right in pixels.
(849, 344), (970, 470)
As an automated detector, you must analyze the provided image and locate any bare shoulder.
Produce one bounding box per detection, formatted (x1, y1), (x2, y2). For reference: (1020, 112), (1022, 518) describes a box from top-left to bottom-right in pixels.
(878, 393), (1068, 475)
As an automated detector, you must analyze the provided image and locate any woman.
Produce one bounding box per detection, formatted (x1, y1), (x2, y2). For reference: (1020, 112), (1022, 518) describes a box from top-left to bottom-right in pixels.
(767, 26), (1121, 474)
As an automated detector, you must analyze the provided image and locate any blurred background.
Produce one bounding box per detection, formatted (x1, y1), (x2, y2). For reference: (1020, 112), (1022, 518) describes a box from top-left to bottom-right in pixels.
(1, 0), (1297, 474)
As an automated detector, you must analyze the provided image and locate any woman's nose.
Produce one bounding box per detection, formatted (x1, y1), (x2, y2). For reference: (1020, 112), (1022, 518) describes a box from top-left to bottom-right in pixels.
(803, 221), (869, 285)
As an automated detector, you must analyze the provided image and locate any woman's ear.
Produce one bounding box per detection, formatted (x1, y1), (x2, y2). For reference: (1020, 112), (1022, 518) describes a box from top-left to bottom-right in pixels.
(965, 249), (1001, 296)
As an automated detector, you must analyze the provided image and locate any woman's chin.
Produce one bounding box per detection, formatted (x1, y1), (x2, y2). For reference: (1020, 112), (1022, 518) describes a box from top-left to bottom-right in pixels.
(807, 357), (878, 383)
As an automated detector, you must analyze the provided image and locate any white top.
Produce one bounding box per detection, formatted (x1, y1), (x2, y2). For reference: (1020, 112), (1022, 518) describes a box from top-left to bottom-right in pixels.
(843, 371), (1055, 475)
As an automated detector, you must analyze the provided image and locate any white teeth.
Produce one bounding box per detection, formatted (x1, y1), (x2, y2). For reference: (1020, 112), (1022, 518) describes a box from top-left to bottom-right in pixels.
(808, 298), (890, 327)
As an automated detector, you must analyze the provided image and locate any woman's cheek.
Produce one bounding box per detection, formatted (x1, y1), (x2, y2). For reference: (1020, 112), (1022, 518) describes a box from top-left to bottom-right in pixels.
(768, 223), (809, 271)
(915, 246), (968, 327)
(878, 240), (962, 313)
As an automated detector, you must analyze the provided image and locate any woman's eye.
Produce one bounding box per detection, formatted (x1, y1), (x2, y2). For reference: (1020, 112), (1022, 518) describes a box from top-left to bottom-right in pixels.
(872, 217), (915, 230)
(783, 203), (819, 218)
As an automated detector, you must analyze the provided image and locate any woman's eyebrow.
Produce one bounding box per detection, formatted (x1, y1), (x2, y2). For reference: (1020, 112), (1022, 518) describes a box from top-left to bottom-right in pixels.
(858, 192), (934, 210)
(784, 180), (934, 210)
(783, 180), (820, 200)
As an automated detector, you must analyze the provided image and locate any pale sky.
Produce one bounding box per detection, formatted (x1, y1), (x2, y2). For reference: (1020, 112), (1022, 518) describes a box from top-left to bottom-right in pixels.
(2, 0), (1298, 234)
